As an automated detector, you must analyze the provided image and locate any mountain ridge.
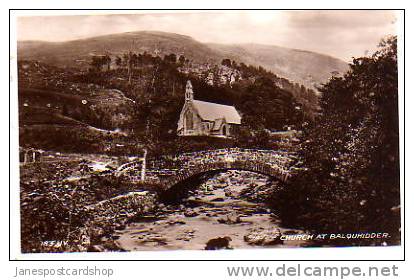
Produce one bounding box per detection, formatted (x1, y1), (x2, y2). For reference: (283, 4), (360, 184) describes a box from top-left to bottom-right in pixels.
(18, 30), (349, 89)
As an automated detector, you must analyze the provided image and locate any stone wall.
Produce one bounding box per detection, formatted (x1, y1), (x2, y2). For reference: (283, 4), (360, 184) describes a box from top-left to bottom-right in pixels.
(86, 191), (158, 224)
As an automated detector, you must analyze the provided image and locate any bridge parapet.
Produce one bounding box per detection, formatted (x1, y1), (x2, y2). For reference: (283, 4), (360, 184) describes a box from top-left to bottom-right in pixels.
(171, 148), (293, 171)
(116, 148), (296, 188)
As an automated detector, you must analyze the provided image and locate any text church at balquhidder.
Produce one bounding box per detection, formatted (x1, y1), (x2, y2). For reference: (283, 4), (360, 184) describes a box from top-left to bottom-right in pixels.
(177, 81), (242, 138)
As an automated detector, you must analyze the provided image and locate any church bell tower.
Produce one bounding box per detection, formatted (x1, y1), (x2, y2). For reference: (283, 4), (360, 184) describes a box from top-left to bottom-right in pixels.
(185, 80), (194, 102)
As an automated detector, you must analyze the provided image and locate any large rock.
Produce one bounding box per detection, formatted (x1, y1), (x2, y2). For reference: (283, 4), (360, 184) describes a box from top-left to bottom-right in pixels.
(87, 245), (105, 252)
(244, 227), (283, 245)
(217, 213), (242, 224)
(224, 189), (235, 197)
(167, 218), (186, 225)
(205, 236), (232, 250)
(184, 209), (199, 217)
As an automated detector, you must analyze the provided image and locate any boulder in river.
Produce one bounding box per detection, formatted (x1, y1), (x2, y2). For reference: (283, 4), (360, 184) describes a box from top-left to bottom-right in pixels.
(205, 236), (232, 250)
(184, 209), (199, 217)
(87, 245), (105, 252)
(244, 227), (283, 245)
(115, 223), (126, 230)
(211, 197), (225, 202)
(167, 219), (186, 225)
(176, 229), (196, 241)
(217, 213), (242, 224)
(224, 189), (235, 197)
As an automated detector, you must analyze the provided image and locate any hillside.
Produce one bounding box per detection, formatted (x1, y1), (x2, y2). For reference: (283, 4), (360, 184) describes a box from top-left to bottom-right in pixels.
(18, 31), (348, 88)
(208, 43), (349, 89)
(17, 31), (222, 69)
(18, 61), (141, 154)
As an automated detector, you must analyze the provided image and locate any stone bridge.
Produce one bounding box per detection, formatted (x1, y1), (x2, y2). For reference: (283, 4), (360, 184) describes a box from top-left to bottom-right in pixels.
(117, 148), (296, 190)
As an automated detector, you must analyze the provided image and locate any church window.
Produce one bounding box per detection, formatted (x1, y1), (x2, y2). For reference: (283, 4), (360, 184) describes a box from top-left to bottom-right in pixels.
(222, 125), (228, 136)
(185, 110), (193, 130)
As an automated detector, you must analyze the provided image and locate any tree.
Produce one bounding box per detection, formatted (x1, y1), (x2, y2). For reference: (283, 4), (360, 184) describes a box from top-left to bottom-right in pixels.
(90, 55), (111, 72)
(115, 56), (122, 67)
(103, 55), (111, 71)
(90, 56), (105, 71)
(178, 55), (186, 66)
(128, 52), (133, 83)
(221, 58), (232, 67)
(131, 53), (139, 67)
(273, 36), (400, 246)
(164, 53), (177, 64)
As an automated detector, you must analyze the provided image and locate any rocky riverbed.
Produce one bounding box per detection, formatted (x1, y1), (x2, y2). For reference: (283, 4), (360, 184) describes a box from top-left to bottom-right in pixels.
(114, 170), (310, 251)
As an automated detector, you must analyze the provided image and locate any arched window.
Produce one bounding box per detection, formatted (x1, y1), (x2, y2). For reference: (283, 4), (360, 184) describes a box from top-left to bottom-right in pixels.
(185, 110), (193, 130)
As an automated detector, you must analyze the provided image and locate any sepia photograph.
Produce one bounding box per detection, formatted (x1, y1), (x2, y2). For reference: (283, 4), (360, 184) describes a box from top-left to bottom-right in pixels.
(14, 10), (401, 254)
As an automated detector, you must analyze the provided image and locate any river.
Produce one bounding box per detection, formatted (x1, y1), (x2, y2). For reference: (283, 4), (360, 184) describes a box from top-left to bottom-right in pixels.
(114, 170), (309, 251)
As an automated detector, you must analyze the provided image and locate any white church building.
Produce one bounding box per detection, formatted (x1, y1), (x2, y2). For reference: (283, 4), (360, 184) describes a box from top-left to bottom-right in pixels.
(177, 81), (241, 138)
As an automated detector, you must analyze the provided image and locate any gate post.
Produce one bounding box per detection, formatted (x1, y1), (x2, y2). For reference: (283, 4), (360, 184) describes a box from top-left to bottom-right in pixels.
(141, 149), (147, 181)
(23, 151), (28, 164)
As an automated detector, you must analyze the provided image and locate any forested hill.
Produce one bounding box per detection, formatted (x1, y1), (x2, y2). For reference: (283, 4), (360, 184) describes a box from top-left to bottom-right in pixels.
(18, 31), (348, 90)
(18, 48), (320, 155)
(17, 31), (347, 155)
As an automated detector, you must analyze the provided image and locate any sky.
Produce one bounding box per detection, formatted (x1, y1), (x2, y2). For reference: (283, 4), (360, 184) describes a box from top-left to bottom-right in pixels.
(16, 11), (398, 61)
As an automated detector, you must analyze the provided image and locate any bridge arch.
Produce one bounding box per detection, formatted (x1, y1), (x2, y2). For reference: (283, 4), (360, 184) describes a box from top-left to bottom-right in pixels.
(158, 163), (288, 203)
(116, 148), (294, 196)
(158, 159), (290, 190)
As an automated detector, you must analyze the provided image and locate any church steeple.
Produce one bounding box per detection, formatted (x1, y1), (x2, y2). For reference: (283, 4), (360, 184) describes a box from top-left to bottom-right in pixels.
(185, 80), (193, 102)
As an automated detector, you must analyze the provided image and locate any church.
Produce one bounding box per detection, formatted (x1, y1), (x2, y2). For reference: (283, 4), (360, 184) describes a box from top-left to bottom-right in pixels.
(177, 81), (242, 138)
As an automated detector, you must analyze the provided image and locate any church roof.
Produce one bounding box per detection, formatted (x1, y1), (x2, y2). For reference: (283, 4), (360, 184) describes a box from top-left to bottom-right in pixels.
(192, 100), (241, 124)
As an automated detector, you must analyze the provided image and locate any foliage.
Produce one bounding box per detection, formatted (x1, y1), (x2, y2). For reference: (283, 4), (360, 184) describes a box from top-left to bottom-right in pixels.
(272, 36), (400, 246)
(20, 161), (158, 253)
